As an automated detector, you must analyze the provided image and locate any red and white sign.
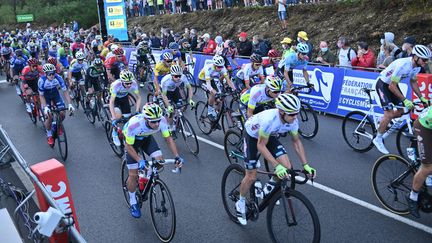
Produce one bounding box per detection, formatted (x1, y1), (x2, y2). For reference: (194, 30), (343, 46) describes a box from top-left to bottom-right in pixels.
(412, 74), (432, 119)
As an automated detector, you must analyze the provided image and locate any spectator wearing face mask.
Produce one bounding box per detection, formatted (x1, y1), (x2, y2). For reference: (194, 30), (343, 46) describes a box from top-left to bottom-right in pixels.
(280, 37), (294, 58)
(315, 41), (336, 66)
(336, 36), (357, 67)
(351, 41), (376, 71)
(252, 35), (269, 57)
(202, 33), (216, 55)
(398, 36), (416, 58)
(189, 29), (198, 51)
(297, 31), (313, 60)
(377, 32), (400, 66)
(377, 44), (395, 69)
(237, 32), (253, 56)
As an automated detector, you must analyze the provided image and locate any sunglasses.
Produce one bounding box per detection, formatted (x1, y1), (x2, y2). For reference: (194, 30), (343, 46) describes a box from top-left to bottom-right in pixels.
(123, 82), (132, 86)
(253, 63), (262, 67)
(166, 60), (173, 63)
(421, 58), (429, 63)
(116, 55), (122, 58)
(173, 75), (181, 78)
(271, 90), (281, 94)
(149, 119), (161, 124)
(215, 65), (224, 69)
(31, 65), (38, 68)
(46, 72), (55, 76)
(286, 113), (298, 117)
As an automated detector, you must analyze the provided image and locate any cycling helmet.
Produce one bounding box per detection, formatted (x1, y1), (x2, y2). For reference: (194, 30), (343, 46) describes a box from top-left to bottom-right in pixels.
(75, 37), (82, 43)
(119, 70), (135, 83)
(93, 58), (103, 66)
(168, 42), (179, 50)
(62, 42), (69, 48)
(265, 76), (283, 92)
(162, 52), (173, 61)
(296, 43), (309, 54)
(268, 49), (280, 58)
(142, 103), (163, 121)
(110, 44), (119, 52)
(15, 49), (23, 56)
(76, 51), (85, 60)
(28, 58), (38, 66)
(228, 40), (236, 49)
(28, 42), (36, 48)
(412, 45), (432, 59)
(50, 41), (57, 46)
(250, 53), (263, 63)
(113, 47), (124, 55)
(170, 65), (182, 76)
(275, 94), (301, 114)
(212, 55), (225, 67)
(43, 63), (56, 73)
(138, 41), (148, 48)
(47, 57), (57, 65)
(95, 35), (102, 40)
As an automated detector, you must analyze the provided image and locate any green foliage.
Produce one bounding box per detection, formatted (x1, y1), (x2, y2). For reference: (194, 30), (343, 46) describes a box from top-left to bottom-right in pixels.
(0, 0), (98, 28)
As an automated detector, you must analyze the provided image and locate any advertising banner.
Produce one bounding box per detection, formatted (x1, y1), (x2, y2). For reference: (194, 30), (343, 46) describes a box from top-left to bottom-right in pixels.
(104, 0), (128, 41)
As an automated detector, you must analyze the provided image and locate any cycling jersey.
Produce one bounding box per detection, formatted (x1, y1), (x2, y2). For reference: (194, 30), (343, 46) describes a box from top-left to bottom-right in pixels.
(71, 42), (85, 56)
(284, 52), (308, 70)
(38, 74), (67, 95)
(104, 55), (127, 69)
(198, 64), (229, 81)
(160, 49), (181, 61)
(110, 79), (139, 98)
(245, 108), (299, 139)
(57, 48), (72, 68)
(69, 59), (89, 73)
(21, 66), (43, 82)
(136, 47), (152, 65)
(154, 62), (171, 80)
(1, 46), (13, 56)
(123, 114), (170, 145)
(378, 57), (421, 84)
(236, 63), (264, 83)
(240, 84), (273, 109)
(10, 55), (28, 71)
(48, 47), (58, 58)
(160, 74), (190, 93)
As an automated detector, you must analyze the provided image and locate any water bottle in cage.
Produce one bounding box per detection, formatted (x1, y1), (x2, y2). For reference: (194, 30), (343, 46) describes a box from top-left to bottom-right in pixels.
(138, 170), (148, 191)
(254, 179), (264, 199)
(406, 147), (416, 162)
(426, 175), (432, 187)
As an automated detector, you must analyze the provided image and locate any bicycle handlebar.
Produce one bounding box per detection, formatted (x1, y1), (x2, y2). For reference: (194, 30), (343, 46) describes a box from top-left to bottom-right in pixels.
(291, 83), (314, 95)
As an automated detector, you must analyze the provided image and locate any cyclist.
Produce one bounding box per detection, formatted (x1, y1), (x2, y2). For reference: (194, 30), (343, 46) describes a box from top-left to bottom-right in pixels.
(57, 42), (72, 69)
(67, 51), (88, 87)
(239, 76), (283, 119)
(38, 63), (75, 146)
(234, 53), (265, 91)
(84, 58), (108, 110)
(135, 41), (155, 87)
(48, 41), (58, 59)
(283, 42), (311, 92)
(10, 49), (28, 79)
(47, 57), (64, 75)
(217, 40), (239, 72)
(109, 70), (142, 146)
(407, 107), (432, 218)
(21, 58), (43, 113)
(71, 37), (86, 58)
(90, 35), (103, 57)
(373, 45), (431, 154)
(105, 47), (128, 82)
(198, 55), (236, 121)
(262, 49), (280, 77)
(161, 42), (185, 69)
(1, 38), (13, 81)
(123, 103), (184, 218)
(153, 52), (174, 96)
(235, 94), (316, 226)
(160, 65), (195, 130)
(26, 42), (39, 59)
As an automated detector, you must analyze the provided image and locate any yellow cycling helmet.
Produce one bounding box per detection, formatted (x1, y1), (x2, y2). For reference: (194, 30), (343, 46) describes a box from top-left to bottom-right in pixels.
(119, 70), (135, 83)
(265, 76), (283, 92)
(142, 103), (163, 121)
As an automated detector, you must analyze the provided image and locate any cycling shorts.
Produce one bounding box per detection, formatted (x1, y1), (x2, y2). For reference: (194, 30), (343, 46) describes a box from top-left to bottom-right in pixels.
(375, 78), (403, 110)
(59, 58), (69, 69)
(200, 79), (222, 93)
(114, 95), (131, 115)
(243, 133), (287, 170)
(85, 77), (101, 92)
(414, 120), (432, 165)
(166, 88), (182, 105)
(22, 79), (38, 94)
(125, 135), (162, 169)
(12, 66), (24, 76)
(43, 89), (65, 109)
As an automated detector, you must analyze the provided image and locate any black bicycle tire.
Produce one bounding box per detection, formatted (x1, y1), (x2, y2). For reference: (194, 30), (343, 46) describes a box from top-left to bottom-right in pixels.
(221, 163), (245, 224)
(371, 154), (415, 215)
(266, 189), (321, 243)
(85, 97), (96, 124)
(179, 117), (199, 155)
(121, 159), (132, 207)
(396, 123), (415, 160)
(149, 178), (176, 243)
(221, 111), (236, 134)
(57, 122), (68, 161)
(29, 104), (37, 124)
(223, 129), (243, 165)
(194, 101), (213, 135)
(342, 110), (376, 152)
(298, 102), (319, 139)
(104, 121), (124, 157)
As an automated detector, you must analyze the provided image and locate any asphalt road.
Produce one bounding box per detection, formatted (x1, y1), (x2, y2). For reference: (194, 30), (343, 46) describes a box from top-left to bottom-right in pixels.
(0, 78), (431, 243)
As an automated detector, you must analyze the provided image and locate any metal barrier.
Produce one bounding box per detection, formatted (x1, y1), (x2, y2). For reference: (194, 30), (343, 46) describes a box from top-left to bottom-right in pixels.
(0, 125), (86, 243)
(335, 64), (384, 72)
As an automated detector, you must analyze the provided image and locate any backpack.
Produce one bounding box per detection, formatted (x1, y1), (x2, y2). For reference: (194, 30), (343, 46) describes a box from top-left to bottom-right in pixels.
(338, 47), (357, 62)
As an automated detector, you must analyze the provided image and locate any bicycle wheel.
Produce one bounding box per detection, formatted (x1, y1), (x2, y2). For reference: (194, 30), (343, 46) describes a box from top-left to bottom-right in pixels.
(221, 163), (245, 223)
(121, 159), (132, 207)
(223, 129), (244, 164)
(195, 101), (213, 135)
(221, 111), (237, 134)
(85, 98), (96, 124)
(267, 189), (321, 243)
(147, 93), (155, 103)
(56, 123), (68, 161)
(128, 94), (137, 111)
(79, 86), (86, 110)
(28, 104), (37, 124)
(396, 123), (416, 159)
(342, 111), (376, 152)
(179, 117), (199, 155)
(298, 102), (319, 139)
(371, 154), (416, 214)
(104, 121), (124, 157)
(149, 179), (176, 243)
(71, 89), (80, 109)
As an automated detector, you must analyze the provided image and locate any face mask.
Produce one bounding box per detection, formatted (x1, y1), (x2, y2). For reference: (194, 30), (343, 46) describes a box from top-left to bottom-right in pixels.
(380, 39), (384, 45)
(402, 43), (408, 51)
(252, 40), (258, 45)
(282, 44), (287, 49)
(297, 37), (302, 43)
(321, 47), (328, 52)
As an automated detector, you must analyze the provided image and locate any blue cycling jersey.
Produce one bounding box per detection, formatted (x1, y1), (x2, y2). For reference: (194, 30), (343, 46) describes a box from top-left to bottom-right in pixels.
(284, 52), (308, 70)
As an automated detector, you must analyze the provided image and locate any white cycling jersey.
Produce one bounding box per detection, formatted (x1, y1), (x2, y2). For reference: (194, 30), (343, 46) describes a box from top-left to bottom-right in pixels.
(378, 57), (421, 84)
(110, 79), (139, 98)
(240, 84), (273, 109)
(245, 109), (299, 139)
(160, 74), (190, 93)
(236, 63), (264, 81)
(123, 114), (170, 145)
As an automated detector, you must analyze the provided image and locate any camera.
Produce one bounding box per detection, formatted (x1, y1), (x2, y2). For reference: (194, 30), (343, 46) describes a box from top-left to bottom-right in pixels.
(34, 207), (63, 237)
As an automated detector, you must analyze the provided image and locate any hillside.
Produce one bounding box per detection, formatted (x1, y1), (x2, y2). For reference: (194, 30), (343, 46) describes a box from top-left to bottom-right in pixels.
(128, 0), (432, 52)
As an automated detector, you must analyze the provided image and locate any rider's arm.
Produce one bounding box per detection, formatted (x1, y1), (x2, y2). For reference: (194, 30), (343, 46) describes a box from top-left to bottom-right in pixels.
(302, 69), (310, 84)
(224, 73), (236, 90)
(410, 77), (425, 103)
(291, 132), (308, 165)
(283, 69), (292, 91)
(165, 136), (180, 158)
(133, 90), (141, 113)
(257, 135), (279, 168)
(125, 143), (141, 162)
(109, 94), (117, 118)
(388, 80), (405, 101)
(161, 90), (170, 108)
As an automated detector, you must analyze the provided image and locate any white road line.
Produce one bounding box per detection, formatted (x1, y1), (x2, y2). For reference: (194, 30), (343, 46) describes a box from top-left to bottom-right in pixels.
(194, 134), (432, 235)
(0, 79), (7, 84)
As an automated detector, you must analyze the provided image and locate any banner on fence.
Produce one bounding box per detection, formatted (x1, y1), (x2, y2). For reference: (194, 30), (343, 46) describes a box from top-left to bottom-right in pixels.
(104, 0), (128, 41)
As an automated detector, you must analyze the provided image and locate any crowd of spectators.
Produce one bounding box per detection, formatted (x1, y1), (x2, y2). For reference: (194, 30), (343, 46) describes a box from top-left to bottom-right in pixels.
(130, 26), (432, 72)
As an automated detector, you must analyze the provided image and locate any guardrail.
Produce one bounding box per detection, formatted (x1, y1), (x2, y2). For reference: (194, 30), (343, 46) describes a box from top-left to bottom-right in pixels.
(0, 125), (86, 243)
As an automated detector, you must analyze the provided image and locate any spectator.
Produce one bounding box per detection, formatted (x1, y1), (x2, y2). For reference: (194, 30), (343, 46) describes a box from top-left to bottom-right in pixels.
(351, 41), (376, 71)
(148, 0), (155, 15)
(280, 37), (294, 58)
(150, 32), (161, 48)
(196, 35), (205, 52)
(215, 36), (224, 55)
(190, 29), (198, 51)
(202, 33), (217, 55)
(252, 35), (269, 57)
(337, 36), (356, 67)
(237, 32), (253, 56)
(315, 41), (336, 66)
(157, 0), (164, 14)
(277, 0), (287, 30)
(297, 31), (313, 60)
(207, 0), (213, 10)
(377, 32), (400, 65)
(377, 44), (395, 69)
(398, 36), (416, 58)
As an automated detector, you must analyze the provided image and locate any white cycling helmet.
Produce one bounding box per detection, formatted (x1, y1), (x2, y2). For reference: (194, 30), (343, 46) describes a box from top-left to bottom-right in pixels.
(43, 63), (56, 73)
(50, 41), (57, 47)
(412, 45), (432, 59)
(76, 51), (85, 60)
(213, 55), (225, 67)
(110, 44), (119, 52)
(162, 52), (173, 61)
(275, 94), (301, 114)
(265, 76), (283, 92)
(170, 65), (182, 76)
(95, 35), (102, 40)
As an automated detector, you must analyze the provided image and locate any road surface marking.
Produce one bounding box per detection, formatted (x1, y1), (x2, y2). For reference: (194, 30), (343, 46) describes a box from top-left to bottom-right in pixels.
(194, 133), (432, 235)
(0, 79), (7, 84)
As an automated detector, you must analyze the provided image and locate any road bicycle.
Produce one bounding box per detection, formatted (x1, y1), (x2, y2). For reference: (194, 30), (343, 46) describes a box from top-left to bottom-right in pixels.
(371, 145), (432, 215)
(27, 94), (45, 125)
(342, 88), (420, 157)
(50, 107), (71, 161)
(291, 84), (319, 139)
(133, 61), (154, 89)
(168, 100), (199, 155)
(221, 163), (320, 243)
(83, 90), (110, 125)
(105, 116), (128, 158)
(69, 76), (86, 110)
(121, 158), (177, 242)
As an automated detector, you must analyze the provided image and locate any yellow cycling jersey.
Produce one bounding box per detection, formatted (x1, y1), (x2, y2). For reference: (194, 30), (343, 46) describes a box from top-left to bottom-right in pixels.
(100, 48), (109, 58)
(154, 62), (171, 77)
